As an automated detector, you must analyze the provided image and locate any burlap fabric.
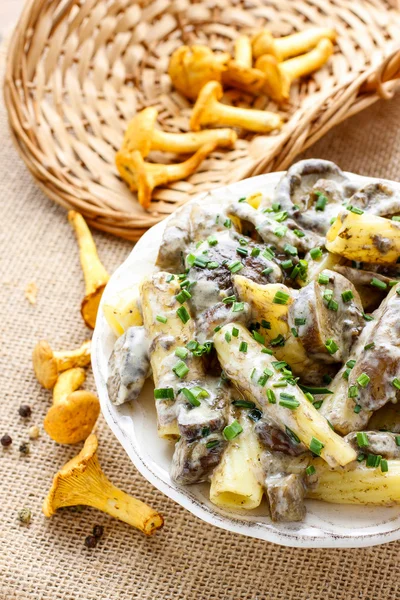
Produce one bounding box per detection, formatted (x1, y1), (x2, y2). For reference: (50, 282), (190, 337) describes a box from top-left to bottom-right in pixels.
(1, 37), (400, 599)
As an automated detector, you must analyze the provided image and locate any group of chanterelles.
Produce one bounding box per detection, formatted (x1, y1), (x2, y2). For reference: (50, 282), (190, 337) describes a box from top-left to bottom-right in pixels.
(32, 211), (163, 535)
(116, 27), (336, 210)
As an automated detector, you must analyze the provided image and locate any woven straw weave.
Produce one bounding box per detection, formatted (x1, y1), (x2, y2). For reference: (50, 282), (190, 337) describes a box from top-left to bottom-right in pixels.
(4, 0), (400, 240)
(2, 37), (400, 598)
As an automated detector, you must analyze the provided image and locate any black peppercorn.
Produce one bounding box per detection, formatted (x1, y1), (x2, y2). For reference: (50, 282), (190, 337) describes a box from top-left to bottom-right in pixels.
(19, 405), (32, 418)
(1, 434), (12, 447)
(84, 535), (97, 549)
(19, 442), (30, 455)
(93, 525), (104, 538)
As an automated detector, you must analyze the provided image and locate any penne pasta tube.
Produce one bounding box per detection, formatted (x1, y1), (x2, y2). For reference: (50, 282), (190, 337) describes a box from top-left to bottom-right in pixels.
(102, 285), (143, 337)
(209, 411), (263, 510)
(214, 324), (356, 467)
(308, 458), (400, 505)
(140, 272), (203, 439)
(326, 210), (400, 265)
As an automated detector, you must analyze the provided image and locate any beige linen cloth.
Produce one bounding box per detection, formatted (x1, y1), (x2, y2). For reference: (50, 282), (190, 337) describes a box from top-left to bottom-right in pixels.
(1, 40), (400, 599)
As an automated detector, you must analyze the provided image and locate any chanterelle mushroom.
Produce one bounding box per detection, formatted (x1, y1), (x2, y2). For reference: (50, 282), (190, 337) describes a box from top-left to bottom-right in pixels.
(168, 45), (230, 100)
(32, 339), (91, 389)
(190, 81), (282, 133)
(43, 434), (164, 535)
(115, 142), (217, 210)
(252, 26), (337, 61)
(68, 211), (110, 329)
(44, 367), (100, 444)
(122, 107), (237, 157)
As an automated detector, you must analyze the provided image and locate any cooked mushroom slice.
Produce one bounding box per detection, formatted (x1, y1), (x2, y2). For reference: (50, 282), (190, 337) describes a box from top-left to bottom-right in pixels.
(292, 270), (364, 364)
(228, 201), (322, 253)
(255, 419), (307, 455)
(171, 379), (228, 484)
(345, 432), (400, 459)
(156, 202), (228, 272)
(196, 301), (251, 343)
(107, 326), (150, 406)
(321, 284), (400, 434)
(273, 159), (353, 235)
(368, 402), (400, 433)
(349, 182), (400, 217)
(333, 264), (397, 311)
(43, 434), (163, 535)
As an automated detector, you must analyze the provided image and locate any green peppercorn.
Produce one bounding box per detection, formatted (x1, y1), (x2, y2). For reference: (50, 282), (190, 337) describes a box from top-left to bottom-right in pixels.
(18, 508), (32, 524)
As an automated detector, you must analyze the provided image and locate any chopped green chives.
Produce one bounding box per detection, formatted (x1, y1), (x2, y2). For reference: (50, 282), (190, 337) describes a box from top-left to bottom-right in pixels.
(348, 205), (364, 215)
(181, 388), (200, 407)
(305, 392), (314, 403)
(176, 289), (192, 304)
(261, 319), (271, 329)
(325, 339), (339, 354)
(223, 420), (243, 440)
(290, 264), (301, 279)
(313, 400), (323, 409)
(267, 389), (276, 404)
(356, 432), (369, 448)
(348, 385), (359, 398)
(232, 327), (239, 337)
(381, 459), (389, 472)
(172, 361), (189, 379)
(370, 277), (387, 290)
(207, 261), (219, 269)
(251, 247), (260, 257)
(272, 202), (280, 211)
(291, 327), (298, 338)
(238, 196), (246, 203)
(225, 332), (231, 343)
(206, 439), (220, 449)
(310, 247), (323, 260)
(323, 289), (333, 302)
(166, 275), (175, 282)
(318, 273), (329, 285)
(214, 325), (222, 333)
(224, 218), (232, 228)
(232, 302), (245, 312)
(323, 374), (333, 384)
(279, 398), (300, 409)
(306, 465), (316, 476)
(175, 347), (188, 360)
(346, 359), (356, 369)
(363, 313), (374, 321)
(392, 378), (400, 390)
(250, 368), (256, 380)
(156, 315), (168, 324)
(395, 436), (400, 446)
(294, 317), (306, 326)
(273, 211), (288, 223)
(299, 385), (333, 395)
(262, 248), (275, 261)
(330, 217), (336, 225)
(191, 386), (210, 399)
(239, 237), (248, 246)
(176, 306), (190, 324)
(186, 340), (198, 351)
(193, 255), (209, 268)
(252, 331), (265, 345)
(262, 267), (274, 276)
(154, 388), (174, 400)
(270, 334), (285, 347)
(248, 408), (263, 422)
(341, 290), (354, 302)
(232, 399), (255, 409)
(364, 342), (375, 350)
(236, 247), (248, 257)
(273, 290), (290, 305)
(392, 216), (400, 221)
(315, 194), (328, 211)
(239, 342), (248, 353)
(357, 453), (365, 462)
(223, 295), (236, 304)
(354, 404), (362, 413)
(293, 229), (305, 238)
(285, 426), (300, 444)
(284, 243), (298, 256)
(261, 348), (273, 355)
(281, 259), (293, 270)
(357, 373), (370, 388)
(207, 235), (218, 246)
(309, 437), (324, 456)
(272, 361), (288, 371)
(274, 225), (287, 238)
(228, 260), (243, 273)
(342, 368), (351, 380)
(366, 454), (381, 468)
(328, 299), (338, 312)
(272, 381), (287, 388)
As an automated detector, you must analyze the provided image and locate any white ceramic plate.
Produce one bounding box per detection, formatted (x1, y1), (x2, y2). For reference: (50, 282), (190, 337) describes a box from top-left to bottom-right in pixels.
(92, 171), (400, 548)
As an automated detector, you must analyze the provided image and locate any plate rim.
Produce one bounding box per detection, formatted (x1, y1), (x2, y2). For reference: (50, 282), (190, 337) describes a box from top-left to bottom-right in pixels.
(92, 169), (400, 548)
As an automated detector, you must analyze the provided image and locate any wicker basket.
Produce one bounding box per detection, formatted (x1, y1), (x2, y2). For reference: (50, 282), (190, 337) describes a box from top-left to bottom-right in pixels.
(4, 0), (400, 240)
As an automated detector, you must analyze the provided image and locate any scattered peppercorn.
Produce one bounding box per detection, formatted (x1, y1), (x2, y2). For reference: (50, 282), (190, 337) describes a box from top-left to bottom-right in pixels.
(28, 425), (40, 440)
(18, 507), (32, 524)
(1, 434), (12, 447)
(18, 405), (32, 418)
(93, 525), (104, 538)
(19, 442), (30, 455)
(84, 535), (98, 549)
